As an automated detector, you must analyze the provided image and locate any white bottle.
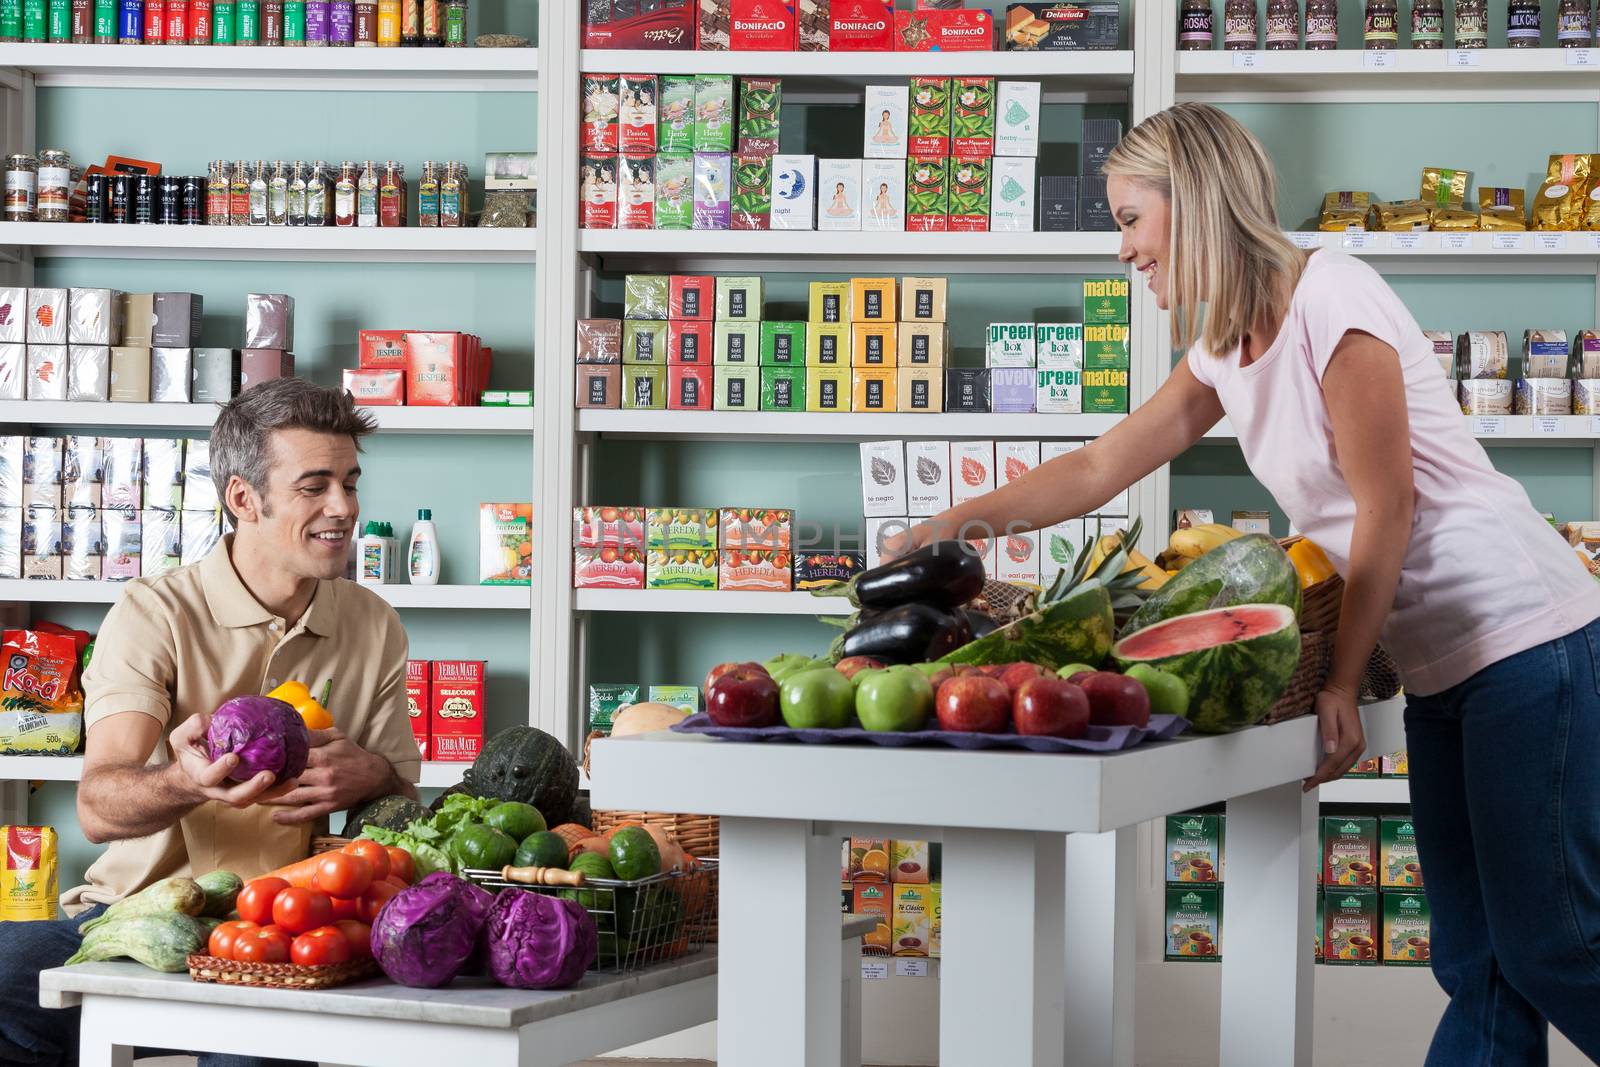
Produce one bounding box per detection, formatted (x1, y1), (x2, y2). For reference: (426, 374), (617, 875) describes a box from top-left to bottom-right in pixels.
(408, 508), (440, 586)
(357, 521), (388, 586)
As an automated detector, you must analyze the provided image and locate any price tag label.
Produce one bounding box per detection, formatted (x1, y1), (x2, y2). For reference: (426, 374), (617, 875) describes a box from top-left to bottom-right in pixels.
(861, 960), (889, 981)
(1439, 232), (1474, 251)
(1472, 416), (1507, 436)
(1491, 233), (1529, 251)
(1585, 233), (1600, 252)
(1289, 231), (1322, 249)
(1446, 49), (1482, 67)
(1534, 233), (1568, 251)
(1232, 50), (1265, 69)
(1342, 232), (1378, 250)
(1591, 415), (1600, 435)
(894, 959), (930, 978)
(1363, 50), (1397, 69)
(1390, 232), (1423, 250)
(1567, 48), (1599, 66)
(1533, 416), (1565, 436)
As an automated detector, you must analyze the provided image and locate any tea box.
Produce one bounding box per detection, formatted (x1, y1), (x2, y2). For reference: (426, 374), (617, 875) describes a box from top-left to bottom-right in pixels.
(429, 660), (485, 762)
(852, 367), (897, 412)
(992, 366), (1035, 413)
(1083, 277), (1130, 324)
(945, 367), (991, 412)
(866, 516), (912, 568)
(890, 840), (930, 883)
(737, 76), (782, 154)
(948, 156), (990, 232)
(719, 507), (791, 550)
(713, 365), (759, 411)
(793, 550), (864, 590)
(1346, 755), (1382, 780)
(718, 548), (791, 591)
(716, 276), (764, 321)
(658, 75), (696, 154)
(692, 152), (731, 230)
(847, 838), (891, 882)
(621, 365), (665, 410)
(1083, 367), (1129, 414)
(864, 84), (909, 159)
(730, 152), (773, 230)
(573, 505), (645, 550)
(1084, 323), (1130, 370)
(479, 503), (532, 585)
(851, 322), (896, 368)
(1382, 750), (1409, 777)
(860, 440), (908, 518)
(667, 364), (712, 410)
(851, 277), (897, 322)
(646, 549), (718, 590)
(668, 320), (711, 364)
(648, 685), (701, 715)
(891, 884), (932, 957)
(1164, 885), (1222, 961)
(759, 366), (806, 412)
(805, 366), (850, 411)
(655, 154), (694, 230)
(897, 366), (942, 412)
(693, 75), (735, 152)
(771, 154), (816, 230)
(1165, 813), (1224, 884)
(928, 883), (942, 958)
(619, 75), (658, 153)
(1323, 816), (1379, 887)
(853, 884), (891, 955)
(950, 77), (996, 158)
(908, 77), (951, 157)
(582, 73), (620, 152)
(996, 80), (1040, 157)
(861, 159), (906, 232)
(817, 158), (862, 231)
(406, 660), (430, 758)
(991, 157), (1036, 231)
(587, 683), (641, 737)
(900, 277), (948, 323)
(988, 322), (1037, 368)
(1380, 816), (1423, 889)
(714, 321), (759, 365)
(573, 544), (645, 590)
(622, 319), (667, 364)
(581, 153), (618, 229)
(1038, 322), (1084, 365)
(1382, 891), (1431, 966)
(950, 441), (995, 503)
(646, 507), (717, 552)
(996, 530), (1042, 587)
(1314, 889), (1325, 961)
(906, 156), (949, 232)
(808, 281), (852, 325)
(1324, 887), (1380, 965)
(1036, 361), (1082, 414)
(760, 321), (805, 367)
(899, 323), (948, 367)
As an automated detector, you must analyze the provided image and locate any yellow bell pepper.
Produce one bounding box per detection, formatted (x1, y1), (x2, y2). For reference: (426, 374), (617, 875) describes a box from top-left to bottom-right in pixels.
(268, 680), (334, 730)
(1287, 538), (1339, 590)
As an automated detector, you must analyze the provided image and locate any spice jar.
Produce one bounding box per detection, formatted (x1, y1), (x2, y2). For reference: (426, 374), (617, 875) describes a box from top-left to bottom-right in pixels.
(1265, 0), (1300, 48)
(1411, 0), (1443, 47)
(306, 159), (330, 225)
(1454, 0), (1488, 46)
(354, 0), (376, 45)
(1508, 0), (1542, 46)
(1363, 0), (1397, 47)
(1304, 0), (1338, 48)
(4, 154), (37, 222)
(205, 160), (228, 225)
(36, 149), (72, 222)
(1559, 0), (1591, 45)
(1223, 0), (1257, 47)
(442, 0), (464, 46)
(1178, 0), (1214, 49)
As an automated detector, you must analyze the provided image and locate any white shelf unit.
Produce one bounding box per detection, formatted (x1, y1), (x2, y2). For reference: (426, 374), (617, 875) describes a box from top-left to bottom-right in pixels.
(1283, 229), (1600, 264)
(0, 578), (529, 610)
(0, 400), (533, 434)
(577, 410), (1126, 441)
(1203, 414), (1600, 446)
(1320, 777), (1412, 805)
(576, 589), (854, 617)
(0, 221), (537, 263)
(0, 754), (468, 789)
(1176, 46), (1600, 96)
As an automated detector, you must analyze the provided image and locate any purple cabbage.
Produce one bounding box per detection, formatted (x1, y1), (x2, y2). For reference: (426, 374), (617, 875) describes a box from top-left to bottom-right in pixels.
(483, 891), (598, 990)
(371, 872), (494, 988)
(205, 696), (309, 783)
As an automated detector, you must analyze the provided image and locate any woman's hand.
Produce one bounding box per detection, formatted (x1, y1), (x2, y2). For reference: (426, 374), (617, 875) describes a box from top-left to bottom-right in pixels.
(1302, 685), (1366, 792)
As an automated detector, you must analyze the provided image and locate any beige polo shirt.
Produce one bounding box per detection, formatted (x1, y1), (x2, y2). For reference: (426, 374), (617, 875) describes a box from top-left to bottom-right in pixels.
(60, 536), (422, 915)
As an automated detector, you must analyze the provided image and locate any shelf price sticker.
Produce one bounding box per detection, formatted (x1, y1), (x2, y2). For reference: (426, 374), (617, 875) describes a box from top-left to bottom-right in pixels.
(1446, 49), (1481, 67)
(1491, 233), (1529, 251)
(1532, 416), (1566, 436)
(1362, 50), (1396, 70)
(1232, 50), (1265, 69)
(1591, 416), (1600, 435)
(861, 960), (889, 981)
(1534, 233), (1568, 252)
(894, 959), (930, 978)
(1567, 48), (1599, 67)
(1471, 416), (1507, 437)
(1585, 234), (1600, 252)
(1390, 232), (1424, 251)
(1342, 232), (1378, 250)
(1439, 233), (1474, 251)
(1289, 232), (1322, 249)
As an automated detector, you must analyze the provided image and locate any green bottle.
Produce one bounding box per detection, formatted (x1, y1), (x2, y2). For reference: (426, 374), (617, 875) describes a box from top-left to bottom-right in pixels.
(22, 0), (46, 40)
(235, 0), (258, 42)
(212, 0), (234, 40)
(46, 0), (68, 39)
(284, 0), (303, 41)
(92, 0), (114, 40)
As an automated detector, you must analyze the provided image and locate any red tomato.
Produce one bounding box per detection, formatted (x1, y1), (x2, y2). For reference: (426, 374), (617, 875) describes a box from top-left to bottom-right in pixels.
(313, 853), (373, 900)
(381, 876), (409, 893)
(290, 926), (351, 967)
(333, 919), (372, 959)
(329, 894), (362, 922)
(259, 924), (292, 938)
(356, 881), (401, 924)
(272, 887), (334, 935)
(236, 877), (290, 926)
(207, 920), (259, 961)
(342, 839), (391, 882)
(233, 927), (291, 964)
(384, 847), (415, 885)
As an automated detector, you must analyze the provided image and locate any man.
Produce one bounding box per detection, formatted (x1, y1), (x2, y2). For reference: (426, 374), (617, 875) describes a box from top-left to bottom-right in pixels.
(0, 379), (422, 1067)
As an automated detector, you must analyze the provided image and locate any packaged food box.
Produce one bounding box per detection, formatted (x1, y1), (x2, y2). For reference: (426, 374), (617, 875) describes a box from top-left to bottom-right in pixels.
(897, 366), (941, 412)
(619, 74), (658, 153)
(894, 8), (993, 51)
(574, 544), (645, 589)
(946, 368), (992, 412)
(647, 548), (719, 590)
(109, 347), (152, 403)
(25, 345), (66, 401)
(668, 320), (711, 364)
(1084, 323), (1130, 370)
(949, 156), (991, 231)
(138, 507), (179, 579)
(658, 75), (696, 154)
(730, 0), (796, 48)
(581, 153), (619, 230)
(479, 503), (532, 585)
(1315, 890), (1325, 961)
(716, 276), (764, 322)
(949, 77), (995, 158)
(816, 158), (862, 232)
(805, 366), (851, 411)
(731, 152), (773, 230)
(830, 0), (895, 50)
(1036, 362), (1082, 413)
(737, 76), (782, 153)
(891, 883), (931, 958)
(988, 322), (1036, 368)
(667, 364), (712, 410)
(405, 659), (430, 759)
(861, 159), (906, 232)
(714, 321), (759, 366)
(342, 368), (404, 406)
(793, 550), (865, 590)
(905, 441), (951, 516)
(624, 274), (671, 321)
(720, 506), (792, 549)
(865, 516), (912, 568)
(358, 329), (406, 370)
(718, 546), (792, 591)
(101, 508), (140, 581)
(808, 281), (851, 325)
(429, 660), (485, 762)
(1164, 885), (1222, 961)
(577, 364), (622, 409)
(850, 279), (896, 324)
(1323, 815), (1378, 887)
(851, 322), (896, 368)
(582, 73), (621, 152)
(906, 155), (949, 231)
(0, 287), (24, 344)
(760, 321), (805, 367)
(692, 152), (732, 230)
(889, 840), (930, 883)
(0, 344), (22, 400)
(622, 364), (666, 410)
(854, 883), (892, 955)
(899, 323), (947, 367)
(806, 322), (849, 366)
(1380, 816), (1423, 888)
(647, 508), (717, 552)
(403, 332), (467, 406)
(714, 365), (759, 411)
(1165, 813), (1224, 883)
(908, 77), (951, 157)
(1345, 754), (1381, 779)
(992, 366), (1035, 413)
(577, 319), (623, 365)
(852, 367), (897, 412)
(771, 154), (816, 230)
(670, 274), (714, 321)
(848, 837), (891, 882)
(622, 320), (668, 365)
(1006, 2), (1120, 49)
(575, 506), (646, 550)
(997, 531), (1041, 587)
(1082, 368), (1129, 414)
(757, 365), (804, 412)
(1324, 887), (1380, 965)
(1382, 750), (1409, 777)
(63, 508), (102, 580)
(648, 685), (701, 715)
(1382, 891), (1431, 966)
(141, 439), (183, 510)
(587, 683), (642, 737)
(864, 84), (910, 159)
(26, 288), (67, 345)
(928, 883), (942, 958)
(860, 440), (908, 518)
(993, 80), (1041, 158)
(655, 153), (693, 230)
(68, 287), (123, 347)
(694, 75), (736, 152)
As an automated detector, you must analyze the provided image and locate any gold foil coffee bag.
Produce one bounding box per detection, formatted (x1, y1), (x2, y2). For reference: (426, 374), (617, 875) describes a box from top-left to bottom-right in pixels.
(1534, 154), (1593, 231)
(1368, 199), (1432, 232)
(1420, 166), (1470, 209)
(1478, 187), (1527, 231)
(1318, 191), (1371, 232)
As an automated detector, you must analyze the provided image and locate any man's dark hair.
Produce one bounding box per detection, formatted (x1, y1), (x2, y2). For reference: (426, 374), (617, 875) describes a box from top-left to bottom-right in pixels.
(211, 379), (376, 523)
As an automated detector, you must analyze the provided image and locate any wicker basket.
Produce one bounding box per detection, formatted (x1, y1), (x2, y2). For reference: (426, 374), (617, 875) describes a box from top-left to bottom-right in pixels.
(187, 953), (378, 991)
(312, 835), (350, 855)
(1266, 630), (1332, 724)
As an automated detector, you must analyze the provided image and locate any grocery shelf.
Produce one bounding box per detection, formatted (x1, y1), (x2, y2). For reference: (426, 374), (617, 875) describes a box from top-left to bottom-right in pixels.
(1281, 229), (1600, 268)
(578, 410), (1126, 442)
(1202, 414), (1600, 446)
(0, 222), (537, 263)
(0, 756), (470, 788)
(0, 43), (538, 92)
(0, 579), (530, 610)
(575, 589), (855, 616)
(1320, 777), (1411, 805)
(0, 400), (533, 435)
(578, 229), (1124, 274)
(1177, 47), (1600, 97)
(418, 761), (470, 789)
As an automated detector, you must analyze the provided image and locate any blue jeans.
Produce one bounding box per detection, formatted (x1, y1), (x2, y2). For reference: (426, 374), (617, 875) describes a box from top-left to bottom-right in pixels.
(1405, 618), (1600, 1066)
(0, 904), (308, 1067)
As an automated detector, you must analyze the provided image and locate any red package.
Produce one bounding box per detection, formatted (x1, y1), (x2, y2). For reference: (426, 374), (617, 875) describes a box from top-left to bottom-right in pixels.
(405, 659), (430, 760)
(572, 506), (646, 550)
(342, 368), (405, 406)
(573, 545), (645, 590)
(670, 275), (714, 320)
(404, 332), (467, 406)
(1, 627), (86, 756)
(581, 154), (619, 230)
(894, 9), (994, 50)
(731, 0), (797, 49)
(429, 660), (485, 762)
(479, 345), (493, 394)
(668, 320), (711, 364)
(668, 364), (713, 410)
(830, 0), (894, 50)
(359, 329), (407, 369)
(581, 3), (695, 49)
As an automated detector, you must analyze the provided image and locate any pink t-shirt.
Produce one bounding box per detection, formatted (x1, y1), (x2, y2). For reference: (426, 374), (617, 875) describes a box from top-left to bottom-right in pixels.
(1187, 249), (1600, 696)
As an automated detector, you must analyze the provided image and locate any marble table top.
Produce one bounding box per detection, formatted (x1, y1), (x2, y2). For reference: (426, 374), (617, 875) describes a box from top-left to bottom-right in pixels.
(40, 916), (878, 1029)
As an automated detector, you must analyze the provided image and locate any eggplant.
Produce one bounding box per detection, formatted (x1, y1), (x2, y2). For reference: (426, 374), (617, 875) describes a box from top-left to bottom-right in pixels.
(839, 602), (973, 665)
(963, 608), (998, 639)
(854, 540), (986, 611)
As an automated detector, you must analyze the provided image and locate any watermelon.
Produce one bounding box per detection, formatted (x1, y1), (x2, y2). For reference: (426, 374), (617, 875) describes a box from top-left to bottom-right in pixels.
(1122, 534), (1301, 637)
(1112, 604), (1300, 734)
(939, 583), (1115, 670)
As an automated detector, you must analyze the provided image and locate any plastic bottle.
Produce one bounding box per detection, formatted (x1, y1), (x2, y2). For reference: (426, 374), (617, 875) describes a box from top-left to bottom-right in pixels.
(382, 522), (399, 580)
(408, 509), (439, 585)
(357, 521), (388, 585)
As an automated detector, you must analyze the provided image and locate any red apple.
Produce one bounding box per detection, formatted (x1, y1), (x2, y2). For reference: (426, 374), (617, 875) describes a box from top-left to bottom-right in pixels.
(1012, 677), (1091, 738)
(925, 666), (955, 690)
(976, 664), (1008, 678)
(997, 662), (1048, 695)
(935, 675), (1011, 734)
(706, 667), (781, 728)
(704, 660), (767, 696)
(836, 656), (887, 681)
(954, 665), (988, 677)
(1076, 671), (1151, 729)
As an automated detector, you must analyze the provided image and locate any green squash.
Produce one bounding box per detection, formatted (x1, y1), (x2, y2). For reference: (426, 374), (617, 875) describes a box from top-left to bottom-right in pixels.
(460, 726), (581, 827)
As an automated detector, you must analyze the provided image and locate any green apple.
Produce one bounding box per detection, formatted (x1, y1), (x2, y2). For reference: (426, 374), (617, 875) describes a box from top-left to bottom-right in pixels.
(1056, 663), (1097, 681)
(1124, 664), (1191, 718)
(850, 667), (887, 692)
(765, 652), (818, 683)
(780, 667), (857, 729)
(856, 666), (934, 732)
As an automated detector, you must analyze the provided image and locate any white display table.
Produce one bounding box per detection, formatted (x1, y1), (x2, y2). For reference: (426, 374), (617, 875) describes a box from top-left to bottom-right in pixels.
(592, 699), (1407, 1067)
(40, 916), (877, 1067)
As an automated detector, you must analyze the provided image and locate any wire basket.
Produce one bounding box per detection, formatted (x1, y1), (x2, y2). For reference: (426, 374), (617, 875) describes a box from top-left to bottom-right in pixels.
(464, 860), (719, 974)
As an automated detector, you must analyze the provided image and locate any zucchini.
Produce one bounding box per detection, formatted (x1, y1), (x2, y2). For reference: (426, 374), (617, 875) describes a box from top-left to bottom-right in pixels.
(196, 871), (244, 919)
(77, 877), (206, 935)
(67, 913), (208, 973)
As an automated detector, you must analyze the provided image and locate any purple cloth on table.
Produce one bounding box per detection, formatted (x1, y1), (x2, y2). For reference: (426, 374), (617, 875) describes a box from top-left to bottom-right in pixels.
(669, 713), (1189, 753)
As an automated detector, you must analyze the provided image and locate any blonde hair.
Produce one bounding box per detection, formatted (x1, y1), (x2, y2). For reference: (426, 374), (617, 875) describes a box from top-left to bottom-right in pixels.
(1102, 102), (1303, 356)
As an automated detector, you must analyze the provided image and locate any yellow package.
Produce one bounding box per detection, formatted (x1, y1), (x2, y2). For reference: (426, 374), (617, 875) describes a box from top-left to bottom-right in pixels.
(1420, 166), (1470, 209)
(1318, 191), (1371, 232)
(478, 503), (533, 586)
(0, 628), (85, 755)
(1367, 200), (1432, 232)
(1479, 188), (1527, 231)
(2, 826), (58, 921)
(1429, 209), (1479, 231)
(1534, 154), (1593, 231)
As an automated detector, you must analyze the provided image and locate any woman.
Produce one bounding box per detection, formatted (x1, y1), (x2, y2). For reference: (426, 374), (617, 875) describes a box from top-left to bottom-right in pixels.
(888, 102), (1600, 1063)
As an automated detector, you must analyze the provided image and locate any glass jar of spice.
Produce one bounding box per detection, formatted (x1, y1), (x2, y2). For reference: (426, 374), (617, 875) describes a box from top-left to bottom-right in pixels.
(1364, 0), (1398, 48)
(5, 154), (37, 222)
(1454, 0), (1488, 46)
(1304, 0), (1339, 49)
(1559, 0), (1592, 46)
(1507, 0), (1542, 46)
(1178, 0), (1215, 50)
(1412, 0), (1444, 47)
(1266, 0), (1300, 48)
(1223, 0), (1258, 48)
(36, 149), (72, 223)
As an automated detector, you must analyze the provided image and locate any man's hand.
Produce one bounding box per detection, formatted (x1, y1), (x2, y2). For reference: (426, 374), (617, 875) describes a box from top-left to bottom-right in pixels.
(167, 711), (298, 809)
(265, 728), (395, 825)
(1302, 686), (1367, 792)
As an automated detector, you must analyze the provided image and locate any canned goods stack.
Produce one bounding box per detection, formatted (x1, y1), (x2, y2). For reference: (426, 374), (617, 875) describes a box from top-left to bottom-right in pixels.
(0, 0), (472, 46)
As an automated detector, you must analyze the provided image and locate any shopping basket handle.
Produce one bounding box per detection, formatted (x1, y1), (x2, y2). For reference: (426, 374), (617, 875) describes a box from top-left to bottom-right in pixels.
(499, 866), (586, 887)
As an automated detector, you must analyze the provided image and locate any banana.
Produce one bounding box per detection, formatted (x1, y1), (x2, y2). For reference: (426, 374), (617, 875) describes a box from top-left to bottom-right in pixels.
(1087, 534), (1169, 589)
(1168, 523), (1243, 560)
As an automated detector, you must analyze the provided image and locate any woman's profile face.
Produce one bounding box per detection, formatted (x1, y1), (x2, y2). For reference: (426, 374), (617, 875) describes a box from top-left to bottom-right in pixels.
(1109, 174), (1172, 311)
